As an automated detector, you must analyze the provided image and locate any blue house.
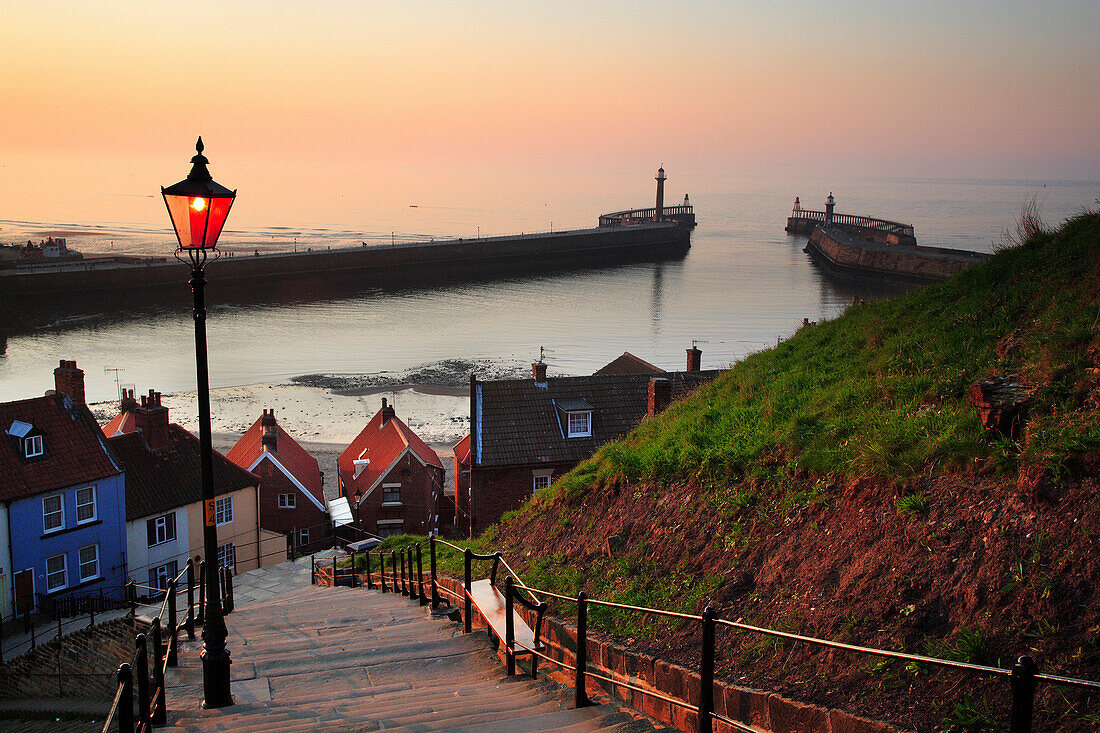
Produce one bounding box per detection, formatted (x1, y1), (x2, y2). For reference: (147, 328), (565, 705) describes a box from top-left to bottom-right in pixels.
(0, 361), (127, 617)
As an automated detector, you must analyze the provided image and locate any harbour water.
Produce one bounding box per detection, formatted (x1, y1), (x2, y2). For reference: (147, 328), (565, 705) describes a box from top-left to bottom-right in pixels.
(1, 170), (1096, 407)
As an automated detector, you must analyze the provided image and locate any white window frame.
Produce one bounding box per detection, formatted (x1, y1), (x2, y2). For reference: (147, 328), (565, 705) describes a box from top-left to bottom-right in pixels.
(78, 543), (99, 582)
(381, 483), (401, 506)
(278, 493), (296, 509)
(149, 561), (178, 592)
(566, 411), (592, 438)
(298, 528), (310, 547)
(533, 471), (552, 493)
(75, 485), (97, 524)
(43, 494), (64, 533)
(148, 513), (176, 547)
(215, 496), (233, 525)
(217, 542), (236, 571)
(25, 434), (44, 458)
(46, 553), (67, 592)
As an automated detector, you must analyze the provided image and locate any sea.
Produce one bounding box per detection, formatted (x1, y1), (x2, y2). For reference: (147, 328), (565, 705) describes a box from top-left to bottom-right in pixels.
(1, 170), (1097, 405)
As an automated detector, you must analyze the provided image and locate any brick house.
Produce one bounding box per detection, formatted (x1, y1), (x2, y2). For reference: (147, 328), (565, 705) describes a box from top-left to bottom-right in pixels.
(338, 399), (444, 538)
(103, 389), (283, 585)
(449, 434), (471, 538)
(462, 348), (722, 536)
(226, 410), (330, 554)
(0, 361), (127, 619)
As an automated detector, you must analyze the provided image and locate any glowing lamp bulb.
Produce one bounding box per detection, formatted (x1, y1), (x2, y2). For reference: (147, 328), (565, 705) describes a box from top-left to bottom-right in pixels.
(192, 197), (206, 212)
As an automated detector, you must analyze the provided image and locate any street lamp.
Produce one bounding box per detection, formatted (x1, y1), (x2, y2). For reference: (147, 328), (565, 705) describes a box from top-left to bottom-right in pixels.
(353, 489), (363, 535)
(162, 137), (236, 708)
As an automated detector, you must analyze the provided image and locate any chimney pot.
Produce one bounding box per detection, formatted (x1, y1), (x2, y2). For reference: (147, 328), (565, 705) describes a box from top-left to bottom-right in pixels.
(532, 360), (548, 384)
(134, 386), (170, 449)
(53, 359), (86, 406)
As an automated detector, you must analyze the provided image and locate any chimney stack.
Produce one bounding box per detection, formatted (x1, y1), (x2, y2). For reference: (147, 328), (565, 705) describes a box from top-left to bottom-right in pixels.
(53, 359), (85, 406)
(261, 409), (278, 452)
(120, 388), (138, 413)
(532, 359), (547, 385)
(686, 344), (702, 372)
(648, 377), (671, 417)
(381, 398), (395, 426)
(134, 389), (169, 449)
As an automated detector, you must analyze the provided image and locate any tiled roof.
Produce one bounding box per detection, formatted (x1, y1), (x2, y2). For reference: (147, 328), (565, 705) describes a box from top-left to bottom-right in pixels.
(109, 424), (259, 522)
(474, 370), (724, 468)
(593, 352), (665, 376)
(101, 410), (136, 437)
(0, 394), (120, 502)
(226, 415), (324, 507)
(453, 434), (471, 465)
(338, 409), (443, 495)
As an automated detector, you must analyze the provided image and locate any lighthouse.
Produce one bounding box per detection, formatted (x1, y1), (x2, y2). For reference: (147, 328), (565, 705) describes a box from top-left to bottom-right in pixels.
(825, 192), (835, 225)
(654, 167), (666, 222)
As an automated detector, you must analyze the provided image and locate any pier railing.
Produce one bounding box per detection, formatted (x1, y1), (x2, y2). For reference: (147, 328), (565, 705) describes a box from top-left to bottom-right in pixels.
(600, 205), (694, 227)
(789, 207), (914, 237)
(327, 538), (1100, 733)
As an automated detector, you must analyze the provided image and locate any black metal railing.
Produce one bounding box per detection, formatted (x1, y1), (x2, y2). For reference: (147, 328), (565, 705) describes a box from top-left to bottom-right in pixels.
(788, 207), (915, 237)
(599, 205), (694, 227)
(328, 538), (1100, 733)
(34, 588), (133, 620)
(100, 559), (236, 733)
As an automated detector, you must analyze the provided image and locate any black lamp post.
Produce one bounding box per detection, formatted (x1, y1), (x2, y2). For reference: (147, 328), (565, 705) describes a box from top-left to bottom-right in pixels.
(162, 137), (236, 708)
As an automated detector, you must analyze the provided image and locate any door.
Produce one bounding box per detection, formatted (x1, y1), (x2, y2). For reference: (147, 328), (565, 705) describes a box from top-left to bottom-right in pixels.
(13, 569), (34, 615)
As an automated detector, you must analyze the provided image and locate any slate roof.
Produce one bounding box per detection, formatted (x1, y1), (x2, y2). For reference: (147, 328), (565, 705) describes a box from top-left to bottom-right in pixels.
(0, 394), (120, 502)
(225, 415), (324, 507)
(593, 352), (664, 376)
(338, 409), (443, 495)
(109, 424), (260, 522)
(473, 370), (724, 468)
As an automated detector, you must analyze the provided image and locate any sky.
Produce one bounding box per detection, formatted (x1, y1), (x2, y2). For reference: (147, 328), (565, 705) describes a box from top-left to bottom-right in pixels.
(1, 1), (1098, 231)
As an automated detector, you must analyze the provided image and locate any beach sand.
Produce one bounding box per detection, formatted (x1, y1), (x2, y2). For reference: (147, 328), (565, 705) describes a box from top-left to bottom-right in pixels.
(91, 382), (468, 503)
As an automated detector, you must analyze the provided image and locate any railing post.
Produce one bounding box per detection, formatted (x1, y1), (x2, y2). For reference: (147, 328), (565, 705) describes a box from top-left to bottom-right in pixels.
(135, 633), (150, 730)
(429, 536), (439, 610)
(408, 547), (418, 601)
(224, 567), (234, 614)
(381, 551), (388, 593)
(575, 591), (591, 708)
(417, 543), (427, 606)
(399, 550), (407, 596)
(150, 617), (166, 725)
(1009, 655), (1039, 733)
(166, 578), (178, 667)
(366, 550), (375, 590)
(117, 663), (134, 733)
(697, 606), (716, 733)
(332, 555), (337, 587)
(392, 551), (401, 596)
(197, 560), (206, 624)
(186, 558), (196, 640)
(463, 548), (473, 633)
(29, 610), (35, 650)
(311, 555), (316, 586)
(504, 576), (516, 676)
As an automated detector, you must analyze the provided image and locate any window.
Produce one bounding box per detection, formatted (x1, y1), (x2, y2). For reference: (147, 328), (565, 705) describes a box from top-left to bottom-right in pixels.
(533, 472), (552, 493)
(25, 434), (44, 458)
(78, 544), (99, 582)
(149, 561), (178, 592)
(376, 519), (404, 538)
(382, 484), (401, 505)
(46, 553), (67, 591)
(567, 411), (592, 438)
(215, 496), (233, 525)
(298, 528), (310, 547)
(147, 513), (176, 547)
(217, 542), (236, 571)
(43, 494), (64, 533)
(278, 493), (296, 509)
(76, 486), (96, 523)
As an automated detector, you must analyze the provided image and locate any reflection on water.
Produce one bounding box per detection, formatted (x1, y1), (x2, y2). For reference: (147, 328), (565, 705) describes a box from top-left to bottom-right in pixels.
(2, 173), (1096, 405)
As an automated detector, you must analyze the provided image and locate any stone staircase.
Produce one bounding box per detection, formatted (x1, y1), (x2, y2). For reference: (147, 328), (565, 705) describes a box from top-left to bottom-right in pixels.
(161, 561), (665, 731)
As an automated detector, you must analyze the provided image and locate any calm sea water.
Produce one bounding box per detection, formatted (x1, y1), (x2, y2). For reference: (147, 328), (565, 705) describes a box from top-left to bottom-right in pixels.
(1, 170), (1096, 404)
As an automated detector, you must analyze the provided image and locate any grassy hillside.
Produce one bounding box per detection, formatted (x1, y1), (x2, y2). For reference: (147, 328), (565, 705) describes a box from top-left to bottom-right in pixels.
(463, 209), (1100, 731)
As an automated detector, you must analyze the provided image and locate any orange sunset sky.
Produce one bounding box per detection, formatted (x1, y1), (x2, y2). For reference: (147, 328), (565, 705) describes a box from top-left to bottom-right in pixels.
(2, 1), (1098, 230)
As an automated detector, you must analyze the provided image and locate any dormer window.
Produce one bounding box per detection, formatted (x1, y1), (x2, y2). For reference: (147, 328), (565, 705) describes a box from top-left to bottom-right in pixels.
(25, 434), (43, 458)
(567, 411), (592, 438)
(555, 398), (594, 438)
(8, 419), (44, 458)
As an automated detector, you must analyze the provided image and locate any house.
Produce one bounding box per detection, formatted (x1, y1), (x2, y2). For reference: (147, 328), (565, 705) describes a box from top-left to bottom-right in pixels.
(338, 399), (444, 538)
(0, 360), (128, 619)
(450, 434), (471, 537)
(462, 348), (722, 536)
(103, 389), (283, 588)
(226, 410), (330, 553)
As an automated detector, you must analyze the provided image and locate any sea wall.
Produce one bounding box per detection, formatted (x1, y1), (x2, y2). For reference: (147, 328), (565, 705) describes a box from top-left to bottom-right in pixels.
(805, 226), (987, 283)
(0, 223), (690, 298)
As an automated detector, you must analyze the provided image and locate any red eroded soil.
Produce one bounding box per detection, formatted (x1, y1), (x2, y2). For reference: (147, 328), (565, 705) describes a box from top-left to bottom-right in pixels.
(494, 466), (1100, 731)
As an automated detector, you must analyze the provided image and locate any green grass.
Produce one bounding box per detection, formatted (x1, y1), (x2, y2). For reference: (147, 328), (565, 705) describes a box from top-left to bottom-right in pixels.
(547, 210), (1100, 497)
